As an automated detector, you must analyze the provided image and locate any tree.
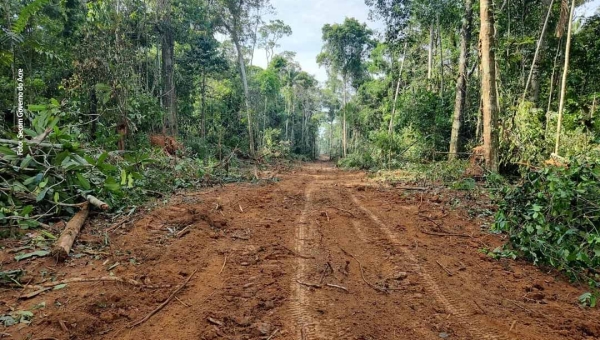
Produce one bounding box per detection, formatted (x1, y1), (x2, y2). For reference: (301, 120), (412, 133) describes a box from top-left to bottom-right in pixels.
(448, 0), (473, 160)
(317, 18), (374, 157)
(258, 19), (292, 64)
(554, 0), (576, 156)
(479, 0), (499, 171)
(214, 0), (271, 155)
(159, 0), (177, 136)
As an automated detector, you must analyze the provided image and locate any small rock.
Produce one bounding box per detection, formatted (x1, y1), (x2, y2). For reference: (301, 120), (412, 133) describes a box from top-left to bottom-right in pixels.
(439, 332), (449, 339)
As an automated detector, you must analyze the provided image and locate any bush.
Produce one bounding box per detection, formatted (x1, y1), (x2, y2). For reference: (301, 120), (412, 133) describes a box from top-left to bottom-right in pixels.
(493, 154), (600, 286)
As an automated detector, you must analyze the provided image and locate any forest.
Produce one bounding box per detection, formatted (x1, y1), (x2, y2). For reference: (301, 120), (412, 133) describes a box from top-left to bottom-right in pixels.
(1, 0), (600, 338)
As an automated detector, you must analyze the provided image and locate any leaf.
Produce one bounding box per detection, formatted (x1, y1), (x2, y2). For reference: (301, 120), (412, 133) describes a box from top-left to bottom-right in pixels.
(53, 283), (67, 290)
(76, 172), (91, 190)
(120, 169), (127, 186)
(36, 187), (49, 202)
(15, 250), (50, 261)
(35, 187), (50, 202)
(97, 152), (109, 165)
(0, 315), (16, 326)
(21, 205), (34, 215)
(104, 177), (120, 193)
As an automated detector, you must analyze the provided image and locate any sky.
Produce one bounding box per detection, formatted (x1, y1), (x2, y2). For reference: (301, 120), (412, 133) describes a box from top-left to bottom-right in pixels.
(251, 0), (600, 84)
(251, 0), (384, 83)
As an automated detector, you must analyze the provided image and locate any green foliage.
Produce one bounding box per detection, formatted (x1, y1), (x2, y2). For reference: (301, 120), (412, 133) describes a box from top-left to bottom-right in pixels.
(337, 151), (376, 170)
(578, 292), (598, 308)
(493, 155), (600, 287)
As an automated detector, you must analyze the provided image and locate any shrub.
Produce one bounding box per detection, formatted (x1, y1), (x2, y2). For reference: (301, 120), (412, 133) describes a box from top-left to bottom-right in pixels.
(493, 154), (600, 286)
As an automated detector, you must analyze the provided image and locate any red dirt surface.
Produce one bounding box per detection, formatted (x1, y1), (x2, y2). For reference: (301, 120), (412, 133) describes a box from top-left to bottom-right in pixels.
(2, 163), (599, 339)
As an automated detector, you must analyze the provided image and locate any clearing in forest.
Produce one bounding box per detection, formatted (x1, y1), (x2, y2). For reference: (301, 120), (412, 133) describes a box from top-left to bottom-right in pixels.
(2, 163), (599, 340)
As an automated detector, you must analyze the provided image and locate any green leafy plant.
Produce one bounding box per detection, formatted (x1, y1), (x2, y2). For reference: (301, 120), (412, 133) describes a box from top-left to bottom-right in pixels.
(493, 153), (600, 287)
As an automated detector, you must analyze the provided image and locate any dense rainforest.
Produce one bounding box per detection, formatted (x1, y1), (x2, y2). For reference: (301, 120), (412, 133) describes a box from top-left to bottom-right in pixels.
(2, 0), (600, 318)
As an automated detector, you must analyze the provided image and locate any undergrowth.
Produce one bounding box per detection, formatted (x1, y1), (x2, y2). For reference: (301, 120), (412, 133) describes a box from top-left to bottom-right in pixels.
(493, 154), (600, 293)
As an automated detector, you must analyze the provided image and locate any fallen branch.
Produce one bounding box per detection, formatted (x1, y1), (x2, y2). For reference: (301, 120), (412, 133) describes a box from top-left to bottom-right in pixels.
(0, 138), (63, 149)
(420, 229), (472, 238)
(436, 260), (454, 276)
(86, 195), (109, 210)
(331, 207), (356, 218)
(267, 328), (279, 340)
(326, 283), (349, 293)
(130, 268), (199, 328)
(106, 217), (130, 232)
(26, 276), (145, 289)
(177, 226), (190, 238)
(51, 203), (89, 261)
(340, 248), (385, 293)
(219, 255), (228, 275)
(394, 186), (428, 191)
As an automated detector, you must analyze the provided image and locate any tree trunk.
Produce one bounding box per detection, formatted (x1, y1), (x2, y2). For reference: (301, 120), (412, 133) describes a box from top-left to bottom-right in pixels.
(342, 75), (347, 157)
(427, 25), (434, 89)
(232, 32), (255, 155)
(388, 42), (408, 135)
(438, 15), (444, 95)
(554, 0), (576, 155)
(480, 0), (499, 172)
(449, 0), (473, 160)
(329, 119), (333, 159)
(522, 0), (555, 105)
(201, 71), (207, 165)
(161, 0), (177, 136)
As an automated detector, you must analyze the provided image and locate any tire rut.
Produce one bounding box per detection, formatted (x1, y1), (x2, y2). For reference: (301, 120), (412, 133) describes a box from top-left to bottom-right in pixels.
(289, 182), (329, 339)
(348, 190), (513, 340)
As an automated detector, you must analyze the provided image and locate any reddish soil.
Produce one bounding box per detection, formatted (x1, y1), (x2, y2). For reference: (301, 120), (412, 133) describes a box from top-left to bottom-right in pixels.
(2, 162), (600, 340)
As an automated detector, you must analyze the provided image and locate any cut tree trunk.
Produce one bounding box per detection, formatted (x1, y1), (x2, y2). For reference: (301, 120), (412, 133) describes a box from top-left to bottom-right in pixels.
(480, 0), (500, 172)
(52, 203), (90, 261)
(449, 0), (473, 160)
(86, 195), (109, 210)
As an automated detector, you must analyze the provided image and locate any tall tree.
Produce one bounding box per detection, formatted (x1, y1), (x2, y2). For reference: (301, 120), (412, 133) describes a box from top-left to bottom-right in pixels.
(317, 18), (374, 157)
(258, 19), (292, 64)
(215, 0), (270, 155)
(448, 0), (473, 160)
(554, 0), (576, 155)
(159, 0), (177, 136)
(480, 0), (499, 171)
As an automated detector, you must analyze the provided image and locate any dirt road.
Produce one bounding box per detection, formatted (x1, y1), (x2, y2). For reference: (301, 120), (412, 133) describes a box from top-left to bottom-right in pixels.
(8, 163), (600, 339)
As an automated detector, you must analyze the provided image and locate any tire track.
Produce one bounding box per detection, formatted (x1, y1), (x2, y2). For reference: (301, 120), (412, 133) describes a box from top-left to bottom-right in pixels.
(292, 180), (347, 340)
(348, 190), (513, 340)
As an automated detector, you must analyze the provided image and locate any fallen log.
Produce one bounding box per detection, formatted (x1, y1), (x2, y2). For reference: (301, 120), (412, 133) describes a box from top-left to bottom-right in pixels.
(86, 195), (109, 210)
(51, 203), (89, 260)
